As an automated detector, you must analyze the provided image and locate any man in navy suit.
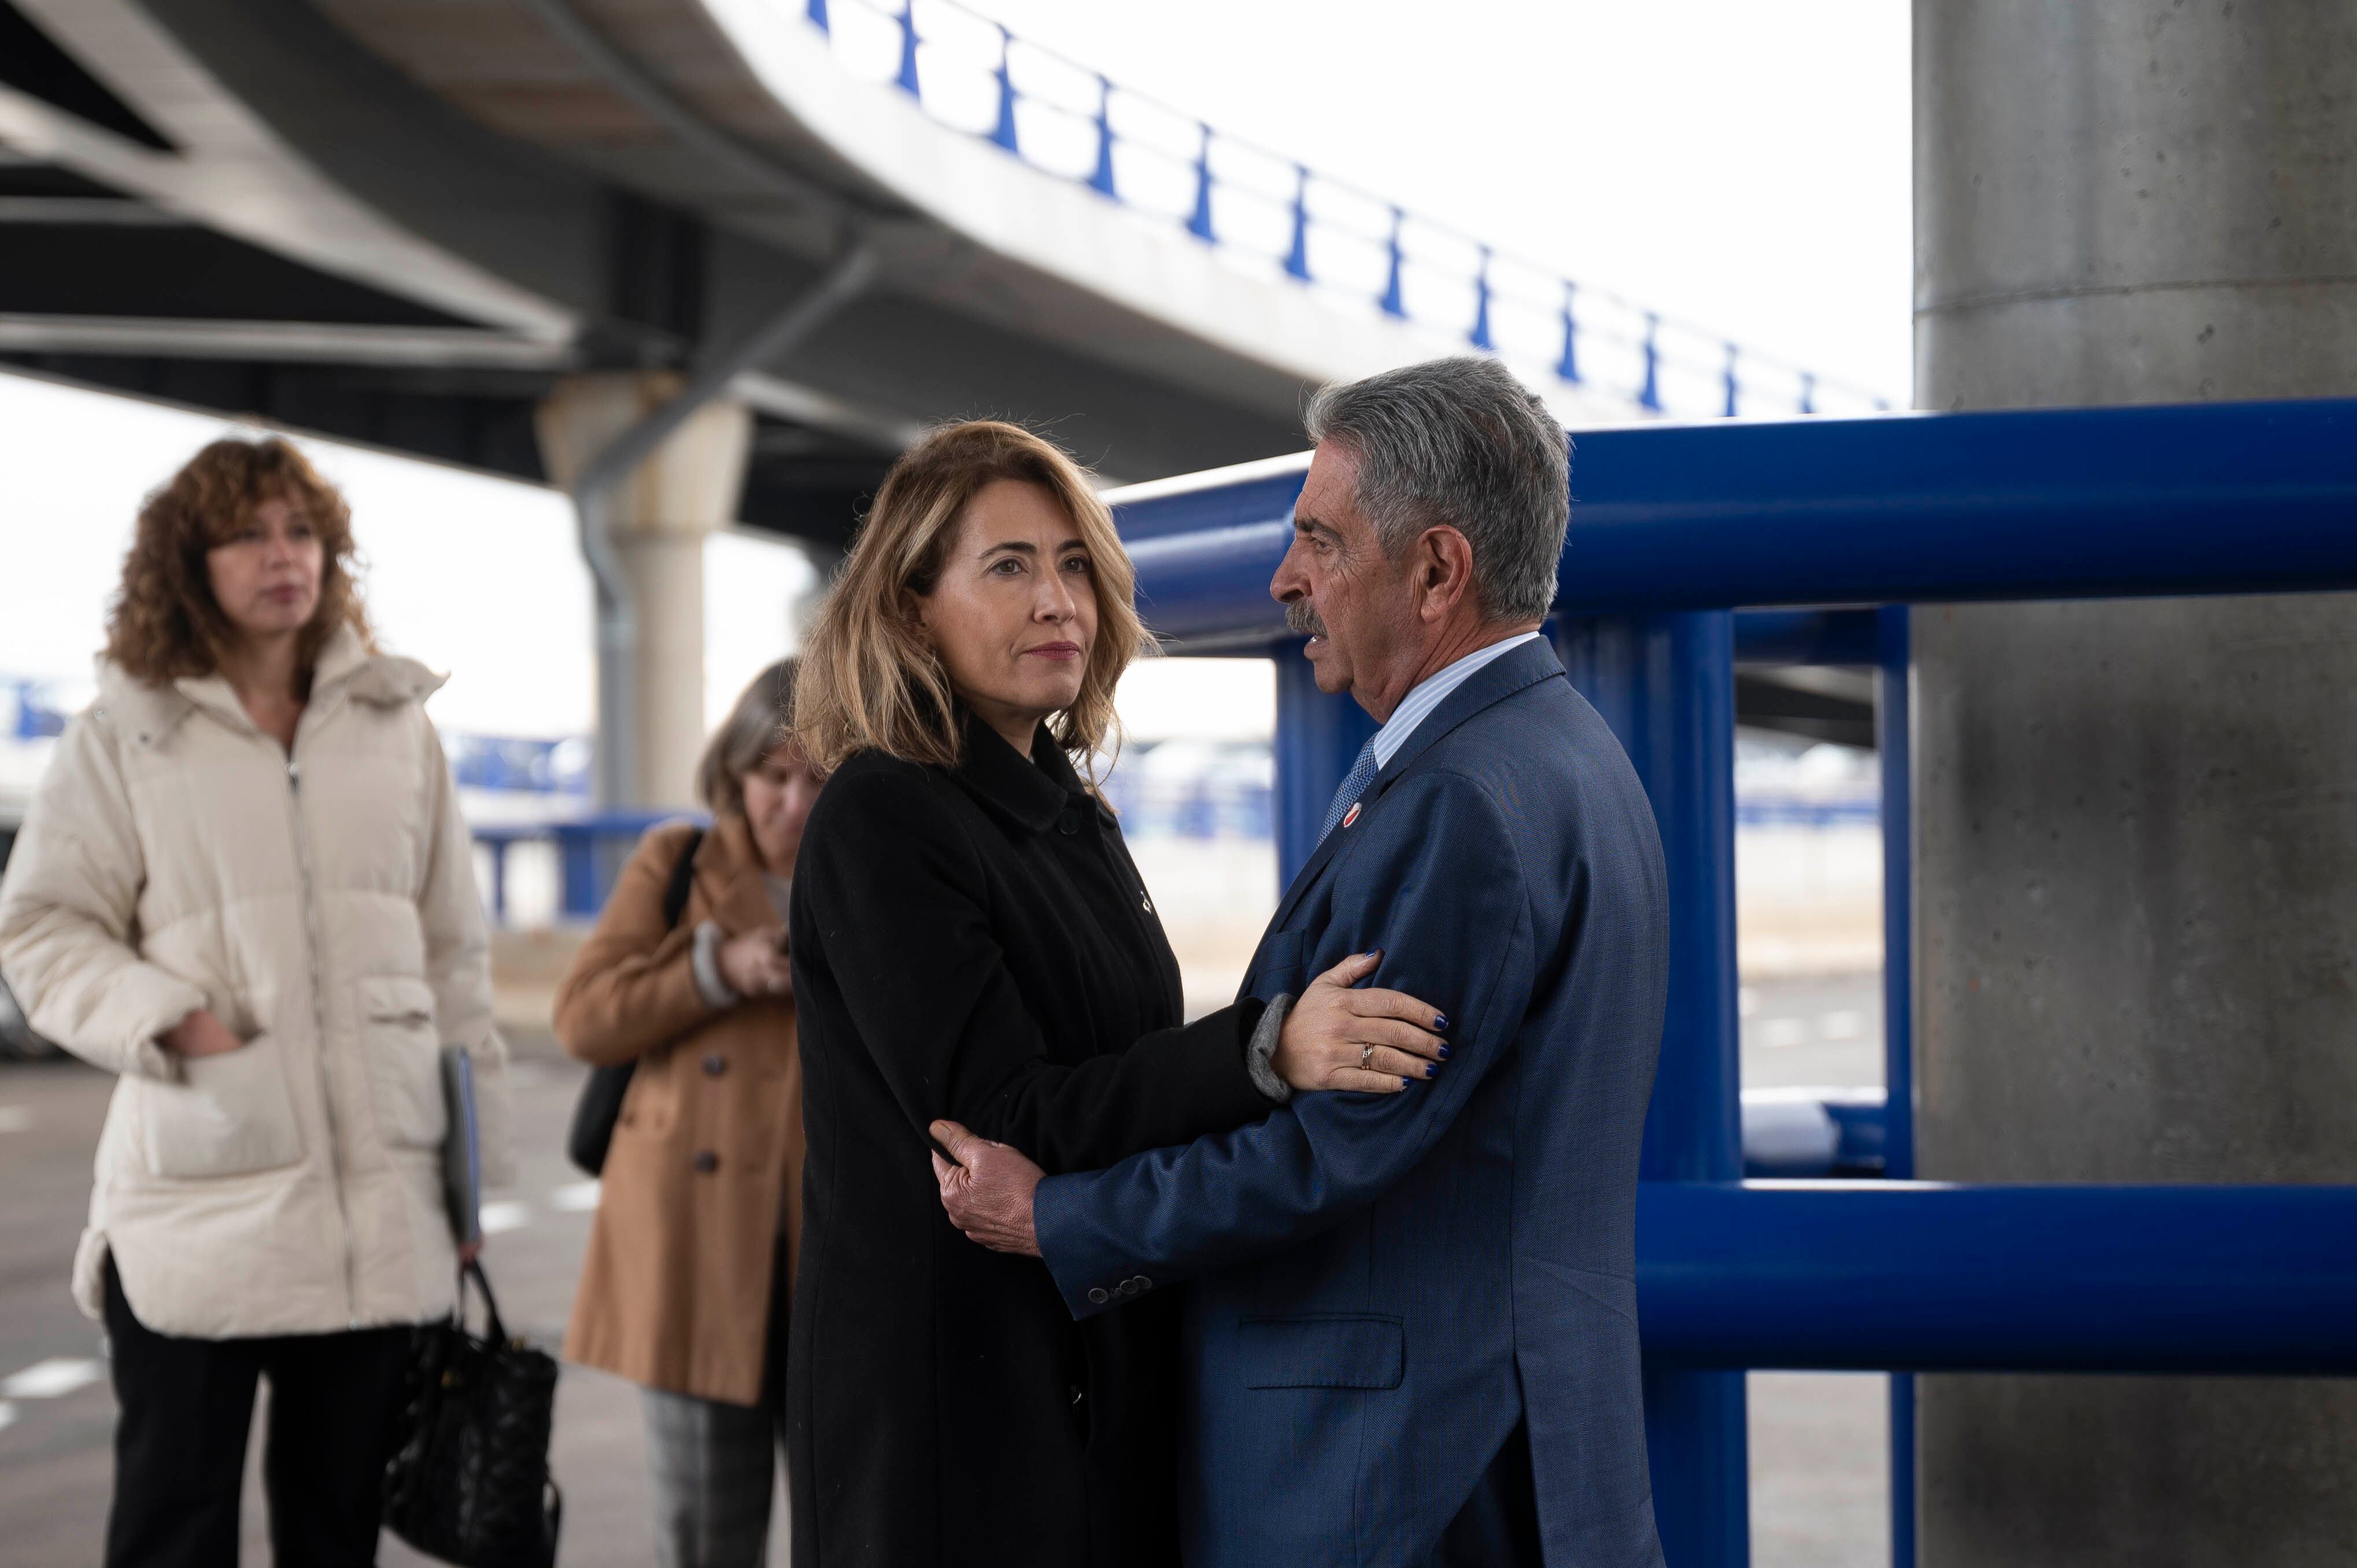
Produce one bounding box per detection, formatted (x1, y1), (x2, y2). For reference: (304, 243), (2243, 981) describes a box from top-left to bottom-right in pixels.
(935, 357), (1669, 1567)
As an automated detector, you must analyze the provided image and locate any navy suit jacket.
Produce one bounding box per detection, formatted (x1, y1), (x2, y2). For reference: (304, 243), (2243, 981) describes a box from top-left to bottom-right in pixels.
(1034, 638), (1670, 1568)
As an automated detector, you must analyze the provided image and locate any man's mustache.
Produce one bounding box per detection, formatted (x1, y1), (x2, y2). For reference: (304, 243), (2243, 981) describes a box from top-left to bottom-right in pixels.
(1285, 600), (1328, 639)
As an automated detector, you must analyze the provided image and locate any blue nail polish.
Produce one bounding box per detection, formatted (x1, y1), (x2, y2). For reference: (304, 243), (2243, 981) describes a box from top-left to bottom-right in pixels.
(1402, 1077), (1413, 1089)
(1434, 1013), (1450, 1031)
(1424, 1063), (1437, 1078)
(1438, 1044), (1451, 1060)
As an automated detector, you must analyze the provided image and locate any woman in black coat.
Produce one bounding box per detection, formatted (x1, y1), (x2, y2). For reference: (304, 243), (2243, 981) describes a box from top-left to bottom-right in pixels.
(784, 421), (1445, 1568)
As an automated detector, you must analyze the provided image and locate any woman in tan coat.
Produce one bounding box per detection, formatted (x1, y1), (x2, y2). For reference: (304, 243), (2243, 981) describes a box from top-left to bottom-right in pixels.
(0, 435), (512, 1568)
(557, 659), (820, 1568)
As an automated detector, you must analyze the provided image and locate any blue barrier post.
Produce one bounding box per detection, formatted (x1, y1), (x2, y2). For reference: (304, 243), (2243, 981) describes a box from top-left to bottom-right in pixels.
(1639, 315), (1664, 413)
(1471, 246), (1495, 352)
(894, 0), (921, 95)
(1379, 206), (1406, 318)
(1558, 282), (1581, 383)
(1722, 344), (1741, 419)
(989, 25), (1019, 153)
(1186, 123), (1215, 242)
(1876, 604), (1915, 1568)
(1557, 612), (1749, 1568)
(1799, 372), (1817, 416)
(1271, 647), (1380, 885)
(1088, 75), (1118, 198)
(1283, 166), (1312, 283)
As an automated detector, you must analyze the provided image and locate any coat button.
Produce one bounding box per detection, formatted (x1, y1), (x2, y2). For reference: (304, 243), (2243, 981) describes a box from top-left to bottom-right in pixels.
(1058, 809), (1080, 835)
(1069, 1384), (1085, 1407)
(1087, 1287), (1109, 1304)
(692, 1151), (719, 1174)
(702, 1053), (726, 1077)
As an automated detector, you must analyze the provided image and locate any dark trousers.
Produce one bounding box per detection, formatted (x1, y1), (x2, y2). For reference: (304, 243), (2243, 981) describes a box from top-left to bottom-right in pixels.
(103, 1258), (413, 1568)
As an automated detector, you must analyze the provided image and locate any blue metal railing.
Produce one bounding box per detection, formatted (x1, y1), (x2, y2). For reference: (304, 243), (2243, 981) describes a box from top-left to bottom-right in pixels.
(1106, 395), (2357, 1568)
(801, 0), (1893, 421)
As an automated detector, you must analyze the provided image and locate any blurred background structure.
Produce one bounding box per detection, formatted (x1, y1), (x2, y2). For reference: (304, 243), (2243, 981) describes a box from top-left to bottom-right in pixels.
(2, 2), (2354, 1567)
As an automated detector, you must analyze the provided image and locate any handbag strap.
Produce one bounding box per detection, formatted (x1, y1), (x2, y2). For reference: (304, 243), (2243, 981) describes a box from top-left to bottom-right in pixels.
(458, 1258), (511, 1345)
(661, 829), (704, 930)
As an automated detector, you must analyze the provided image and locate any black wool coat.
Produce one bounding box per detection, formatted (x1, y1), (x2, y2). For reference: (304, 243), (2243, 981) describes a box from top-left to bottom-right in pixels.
(786, 712), (1274, 1568)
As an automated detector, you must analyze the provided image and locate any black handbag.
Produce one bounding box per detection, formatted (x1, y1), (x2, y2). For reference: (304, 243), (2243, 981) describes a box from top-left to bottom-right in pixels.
(565, 829), (703, 1176)
(384, 1260), (563, 1568)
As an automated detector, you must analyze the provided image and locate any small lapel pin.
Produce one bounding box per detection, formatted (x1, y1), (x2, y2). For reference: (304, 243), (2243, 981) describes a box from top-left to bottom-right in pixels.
(1341, 802), (1362, 830)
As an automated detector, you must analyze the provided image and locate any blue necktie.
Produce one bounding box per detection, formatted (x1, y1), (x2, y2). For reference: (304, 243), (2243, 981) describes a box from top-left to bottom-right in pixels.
(1316, 738), (1380, 845)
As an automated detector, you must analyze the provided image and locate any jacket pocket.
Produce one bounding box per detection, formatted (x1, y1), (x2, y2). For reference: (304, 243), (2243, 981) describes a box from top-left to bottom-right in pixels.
(357, 975), (446, 1149)
(1237, 1314), (1405, 1391)
(140, 1034), (304, 1178)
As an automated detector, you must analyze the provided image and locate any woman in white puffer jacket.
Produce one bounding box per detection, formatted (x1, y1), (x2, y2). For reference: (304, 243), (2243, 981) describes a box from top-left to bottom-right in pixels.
(0, 435), (513, 1568)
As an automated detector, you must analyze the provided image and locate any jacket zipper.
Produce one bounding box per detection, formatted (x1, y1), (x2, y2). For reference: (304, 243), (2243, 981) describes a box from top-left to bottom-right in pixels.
(286, 750), (359, 1326)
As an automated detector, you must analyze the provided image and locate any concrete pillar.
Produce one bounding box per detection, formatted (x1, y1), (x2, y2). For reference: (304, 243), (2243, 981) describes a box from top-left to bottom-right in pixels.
(537, 373), (752, 809)
(1913, 6), (2357, 1565)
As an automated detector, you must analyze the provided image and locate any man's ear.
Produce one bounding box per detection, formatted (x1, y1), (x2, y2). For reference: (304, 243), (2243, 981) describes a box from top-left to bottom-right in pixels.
(1416, 527), (1476, 622)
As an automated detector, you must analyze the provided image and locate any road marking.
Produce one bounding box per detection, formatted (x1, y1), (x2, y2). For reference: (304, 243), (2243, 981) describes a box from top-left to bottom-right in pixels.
(480, 1201), (531, 1235)
(548, 1181), (600, 1213)
(0, 1105), (32, 1133)
(1759, 1018), (1808, 1049)
(1821, 1010), (1864, 1040)
(2, 1358), (102, 1400)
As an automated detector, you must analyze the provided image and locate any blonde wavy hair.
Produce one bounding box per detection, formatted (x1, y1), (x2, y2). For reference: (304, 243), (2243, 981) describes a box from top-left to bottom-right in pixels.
(105, 435), (374, 686)
(794, 421), (1145, 776)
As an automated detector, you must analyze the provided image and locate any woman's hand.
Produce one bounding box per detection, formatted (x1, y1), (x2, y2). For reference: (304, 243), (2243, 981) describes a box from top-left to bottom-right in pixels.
(160, 1008), (243, 1059)
(1272, 952), (1449, 1094)
(719, 925), (793, 999)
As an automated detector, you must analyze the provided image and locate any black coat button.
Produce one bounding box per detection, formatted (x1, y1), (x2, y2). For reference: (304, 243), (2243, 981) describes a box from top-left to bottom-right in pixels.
(692, 1151), (719, 1174)
(1068, 1384), (1085, 1407)
(1087, 1286), (1109, 1304)
(702, 1053), (727, 1077)
(1058, 808), (1080, 835)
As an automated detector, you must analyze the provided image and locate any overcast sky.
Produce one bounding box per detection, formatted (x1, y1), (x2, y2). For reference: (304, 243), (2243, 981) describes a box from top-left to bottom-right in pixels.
(961, 0), (1913, 401)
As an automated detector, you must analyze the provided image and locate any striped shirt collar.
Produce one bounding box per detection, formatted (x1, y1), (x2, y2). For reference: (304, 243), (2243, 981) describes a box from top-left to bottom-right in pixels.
(1368, 631), (1545, 770)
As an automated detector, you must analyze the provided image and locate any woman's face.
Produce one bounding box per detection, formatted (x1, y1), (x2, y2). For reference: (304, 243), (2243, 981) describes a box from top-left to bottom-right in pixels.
(916, 479), (1099, 739)
(742, 741), (827, 878)
(207, 493), (323, 646)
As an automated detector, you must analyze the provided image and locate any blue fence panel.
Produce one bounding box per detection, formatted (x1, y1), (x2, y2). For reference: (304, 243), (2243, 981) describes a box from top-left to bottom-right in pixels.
(1104, 396), (2357, 1568)
(801, 0), (1890, 421)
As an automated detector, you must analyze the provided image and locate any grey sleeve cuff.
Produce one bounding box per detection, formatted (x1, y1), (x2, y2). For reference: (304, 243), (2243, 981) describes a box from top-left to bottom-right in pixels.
(690, 920), (740, 1009)
(1245, 993), (1295, 1105)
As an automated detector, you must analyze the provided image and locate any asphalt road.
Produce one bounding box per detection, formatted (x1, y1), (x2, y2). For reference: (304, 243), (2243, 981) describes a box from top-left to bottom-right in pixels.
(0, 974), (1887, 1567)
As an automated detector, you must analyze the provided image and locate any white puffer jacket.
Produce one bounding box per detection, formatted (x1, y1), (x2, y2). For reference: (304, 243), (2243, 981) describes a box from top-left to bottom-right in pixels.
(0, 626), (513, 1338)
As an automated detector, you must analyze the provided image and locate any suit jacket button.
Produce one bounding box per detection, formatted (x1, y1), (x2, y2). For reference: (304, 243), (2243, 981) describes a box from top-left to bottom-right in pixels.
(702, 1053), (727, 1077)
(1087, 1287), (1110, 1304)
(1132, 1275), (1152, 1292)
(692, 1151), (719, 1174)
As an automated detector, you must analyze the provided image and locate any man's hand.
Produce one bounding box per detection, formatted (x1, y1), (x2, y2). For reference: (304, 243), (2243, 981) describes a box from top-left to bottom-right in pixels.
(930, 1119), (1043, 1258)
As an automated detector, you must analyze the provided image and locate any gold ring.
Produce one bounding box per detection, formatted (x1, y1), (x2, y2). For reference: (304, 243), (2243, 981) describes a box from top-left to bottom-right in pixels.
(1359, 1044), (1374, 1067)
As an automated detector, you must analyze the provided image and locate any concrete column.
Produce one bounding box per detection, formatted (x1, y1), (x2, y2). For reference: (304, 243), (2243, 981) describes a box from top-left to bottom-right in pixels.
(1913, 6), (2357, 1565)
(537, 373), (752, 809)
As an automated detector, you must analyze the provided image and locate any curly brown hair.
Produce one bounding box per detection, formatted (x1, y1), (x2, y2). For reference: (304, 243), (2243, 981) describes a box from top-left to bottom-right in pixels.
(104, 436), (374, 685)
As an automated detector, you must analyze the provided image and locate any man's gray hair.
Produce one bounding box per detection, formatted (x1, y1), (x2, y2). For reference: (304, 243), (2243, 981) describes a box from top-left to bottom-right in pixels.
(1304, 356), (1569, 623)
